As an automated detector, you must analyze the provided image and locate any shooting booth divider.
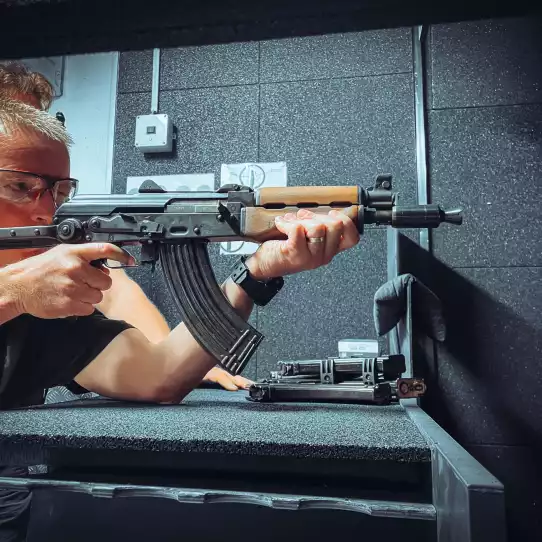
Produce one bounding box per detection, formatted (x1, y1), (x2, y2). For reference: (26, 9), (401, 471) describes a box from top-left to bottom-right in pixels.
(387, 227), (506, 542)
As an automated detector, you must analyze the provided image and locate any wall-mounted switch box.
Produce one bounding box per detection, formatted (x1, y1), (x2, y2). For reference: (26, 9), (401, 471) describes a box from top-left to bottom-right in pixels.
(135, 114), (173, 153)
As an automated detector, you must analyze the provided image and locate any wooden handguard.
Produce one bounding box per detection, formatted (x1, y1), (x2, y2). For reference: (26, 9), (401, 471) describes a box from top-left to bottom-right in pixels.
(244, 205), (360, 243)
(256, 186), (360, 207)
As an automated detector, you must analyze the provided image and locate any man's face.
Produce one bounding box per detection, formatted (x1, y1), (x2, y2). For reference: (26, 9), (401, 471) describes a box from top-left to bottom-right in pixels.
(0, 129), (70, 266)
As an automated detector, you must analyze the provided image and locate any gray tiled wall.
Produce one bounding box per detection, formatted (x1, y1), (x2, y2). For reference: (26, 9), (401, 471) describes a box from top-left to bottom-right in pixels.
(161, 42), (259, 90)
(433, 266), (542, 446)
(259, 75), (417, 203)
(422, 16), (542, 542)
(429, 104), (542, 267)
(430, 17), (542, 109)
(112, 29), (417, 379)
(259, 28), (412, 82)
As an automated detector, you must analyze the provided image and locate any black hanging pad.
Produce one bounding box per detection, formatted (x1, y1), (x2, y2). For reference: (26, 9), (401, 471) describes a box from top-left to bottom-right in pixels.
(373, 273), (446, 342)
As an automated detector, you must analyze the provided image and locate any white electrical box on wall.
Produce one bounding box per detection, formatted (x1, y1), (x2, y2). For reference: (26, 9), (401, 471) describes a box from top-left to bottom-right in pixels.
(135, 114), (173, 153)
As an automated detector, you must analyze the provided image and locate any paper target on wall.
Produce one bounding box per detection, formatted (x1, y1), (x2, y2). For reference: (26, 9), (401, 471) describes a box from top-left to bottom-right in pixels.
(219, 162), (287, 256)
(18, 57), (65, 98)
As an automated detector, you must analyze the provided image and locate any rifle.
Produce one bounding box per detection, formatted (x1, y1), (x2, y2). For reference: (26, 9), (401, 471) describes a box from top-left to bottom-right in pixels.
(247, 354), (426, 405)
(0, 174), (462, 375)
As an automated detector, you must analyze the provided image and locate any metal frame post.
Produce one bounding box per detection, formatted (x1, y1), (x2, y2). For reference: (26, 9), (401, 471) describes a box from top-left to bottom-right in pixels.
(412, 25), (431, 251)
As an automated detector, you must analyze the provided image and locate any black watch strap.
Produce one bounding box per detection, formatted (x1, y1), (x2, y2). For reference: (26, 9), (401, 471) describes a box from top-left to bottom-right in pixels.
(230, 256), (284, 306)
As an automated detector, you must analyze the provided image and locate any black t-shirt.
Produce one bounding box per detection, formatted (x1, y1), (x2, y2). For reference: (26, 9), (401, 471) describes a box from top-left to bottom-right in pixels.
(0, 310), (133, 409)
(0, 311), (132, 537)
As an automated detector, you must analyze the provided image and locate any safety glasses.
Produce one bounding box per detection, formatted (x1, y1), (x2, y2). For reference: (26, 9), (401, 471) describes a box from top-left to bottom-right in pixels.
(0, 169), (78, 207)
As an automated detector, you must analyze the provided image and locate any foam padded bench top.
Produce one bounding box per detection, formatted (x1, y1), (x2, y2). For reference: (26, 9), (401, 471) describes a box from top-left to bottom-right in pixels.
(0, 389), (430, 487)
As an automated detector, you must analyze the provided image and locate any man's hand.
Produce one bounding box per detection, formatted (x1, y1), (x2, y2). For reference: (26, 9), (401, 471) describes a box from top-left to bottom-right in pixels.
(247, 209), (359, 279)
(203, 366), (253, 391)
(2, 243), (134, 319)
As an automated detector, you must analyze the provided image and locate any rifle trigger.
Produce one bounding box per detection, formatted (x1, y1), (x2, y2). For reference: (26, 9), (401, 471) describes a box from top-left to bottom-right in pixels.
(91, 247), (138, 270)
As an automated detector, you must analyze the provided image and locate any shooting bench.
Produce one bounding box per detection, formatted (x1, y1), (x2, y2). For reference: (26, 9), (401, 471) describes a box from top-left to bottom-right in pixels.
(0, 230), (505, 542)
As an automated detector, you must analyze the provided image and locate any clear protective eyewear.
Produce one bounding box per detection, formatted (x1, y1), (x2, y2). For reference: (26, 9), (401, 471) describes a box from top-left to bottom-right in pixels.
(0, 169), (78, 207)
(0, 169), (139, 268)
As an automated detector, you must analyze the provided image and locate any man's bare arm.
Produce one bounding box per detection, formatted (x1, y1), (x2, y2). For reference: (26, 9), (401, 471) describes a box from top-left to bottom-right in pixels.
(75, 264), (256, 402)
(96, 269), (170, 343)
(0, 281), (21, 325)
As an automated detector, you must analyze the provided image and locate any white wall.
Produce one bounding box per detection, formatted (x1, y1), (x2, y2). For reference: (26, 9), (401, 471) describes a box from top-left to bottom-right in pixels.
(51, 53), (119, 194)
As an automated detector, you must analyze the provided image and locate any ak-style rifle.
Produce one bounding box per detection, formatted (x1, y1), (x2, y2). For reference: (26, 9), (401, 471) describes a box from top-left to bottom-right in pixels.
(0, 175), (462, 375)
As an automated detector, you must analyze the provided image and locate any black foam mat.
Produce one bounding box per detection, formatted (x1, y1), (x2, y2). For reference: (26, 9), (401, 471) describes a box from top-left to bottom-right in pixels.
(0, 390), (430, 467)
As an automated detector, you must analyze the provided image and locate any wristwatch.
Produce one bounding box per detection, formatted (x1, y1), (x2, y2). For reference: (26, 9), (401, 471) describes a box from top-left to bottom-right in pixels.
(229, 256), (284, 306)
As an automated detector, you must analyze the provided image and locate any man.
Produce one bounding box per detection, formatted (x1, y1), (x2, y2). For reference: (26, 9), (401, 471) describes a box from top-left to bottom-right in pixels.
(0, 61), (359, 540)
(0, 61), (359, 407)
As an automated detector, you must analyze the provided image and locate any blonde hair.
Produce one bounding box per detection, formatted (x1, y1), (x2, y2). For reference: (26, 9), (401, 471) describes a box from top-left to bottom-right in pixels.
(0, 61), (73, 146)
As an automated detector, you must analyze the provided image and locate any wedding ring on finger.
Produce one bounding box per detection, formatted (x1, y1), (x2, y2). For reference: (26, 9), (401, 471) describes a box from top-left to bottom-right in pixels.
(306, 236), (325, 244)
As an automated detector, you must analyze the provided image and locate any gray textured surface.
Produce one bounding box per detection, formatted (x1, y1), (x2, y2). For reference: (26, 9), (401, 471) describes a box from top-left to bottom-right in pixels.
(430, 17), (542, 109)
(0, 389), (430, 463)
(430, 266), (542, 446)
(260, 28), (412, 82)
(429, 105), (542, 267)
(258, 233), (386, 376)
(161, 42), (259, 90)
(118, 50), (153, 94)
(112, 86), (259, 192)
(259, 74), (417, 204)
(466, 445), (542, 542)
